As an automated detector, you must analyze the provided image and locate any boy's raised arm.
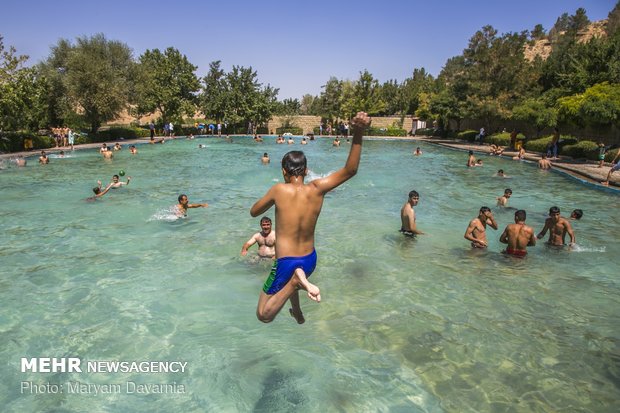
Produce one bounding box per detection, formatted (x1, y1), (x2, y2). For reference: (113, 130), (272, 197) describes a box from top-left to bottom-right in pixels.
(250, 186), (276, 217)
(314, 112), (371, 194)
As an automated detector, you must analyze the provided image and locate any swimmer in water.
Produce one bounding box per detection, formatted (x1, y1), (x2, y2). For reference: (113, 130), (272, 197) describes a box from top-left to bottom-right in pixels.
(497, 188), (512, 207)
(536, 206), (575, 247)
(414, 147), (422, 156)
(400, 190), (424, 237)
(175, 194), (208, 217)
(240, 216), (276, 259)
(464, 206), (498, 248)
(261, 153), (270, 164)
(499, 209), (536, 257)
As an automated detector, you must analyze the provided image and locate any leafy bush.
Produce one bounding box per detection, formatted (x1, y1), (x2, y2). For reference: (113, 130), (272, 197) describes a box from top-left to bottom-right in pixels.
(561, 140), (599, 160)
(487, 132), (522, 147)
(276, 127), (303, 135)
(525, 136), (552, 153)
(0, 133), (55, 152)
(366, 126), (407, 137)
(90, 127), (150, 142)
(606, 148), (619, 162)
(415, 128), (435, 136)
(457, 130), (478, 141)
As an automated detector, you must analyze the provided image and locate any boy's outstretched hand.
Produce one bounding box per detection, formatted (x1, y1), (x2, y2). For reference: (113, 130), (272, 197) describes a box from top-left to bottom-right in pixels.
(351, 111), (371, 132)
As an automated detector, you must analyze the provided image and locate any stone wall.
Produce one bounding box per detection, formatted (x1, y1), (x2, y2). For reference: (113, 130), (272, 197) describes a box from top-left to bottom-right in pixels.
(267, 115), (418, 134)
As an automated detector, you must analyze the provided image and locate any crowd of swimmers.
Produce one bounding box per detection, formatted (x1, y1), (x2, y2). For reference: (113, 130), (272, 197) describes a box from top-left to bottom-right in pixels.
(4, 116), (617, 327)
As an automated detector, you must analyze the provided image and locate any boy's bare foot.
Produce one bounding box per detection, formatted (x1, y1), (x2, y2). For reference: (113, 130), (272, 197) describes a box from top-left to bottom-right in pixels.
(289, 308), (305, 324)
(293, 268), (321, 302)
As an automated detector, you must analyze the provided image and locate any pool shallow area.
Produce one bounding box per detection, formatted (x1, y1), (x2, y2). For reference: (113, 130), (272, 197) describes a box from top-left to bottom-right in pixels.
(1, 136), (619, 412)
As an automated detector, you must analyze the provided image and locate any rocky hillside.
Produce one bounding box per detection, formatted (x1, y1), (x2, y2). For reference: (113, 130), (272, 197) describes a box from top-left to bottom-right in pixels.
(523, 19), (608, 62)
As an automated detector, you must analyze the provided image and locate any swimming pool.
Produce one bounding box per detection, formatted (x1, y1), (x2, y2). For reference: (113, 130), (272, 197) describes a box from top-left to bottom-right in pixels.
(1, 137), (618, 412)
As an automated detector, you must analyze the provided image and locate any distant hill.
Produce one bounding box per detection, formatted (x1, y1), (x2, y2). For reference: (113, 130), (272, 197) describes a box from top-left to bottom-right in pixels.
(524, 19), (608, 62)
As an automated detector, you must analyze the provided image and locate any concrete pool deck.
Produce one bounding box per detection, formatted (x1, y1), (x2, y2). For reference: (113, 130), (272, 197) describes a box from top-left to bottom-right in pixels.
(2, 134), (619, 190)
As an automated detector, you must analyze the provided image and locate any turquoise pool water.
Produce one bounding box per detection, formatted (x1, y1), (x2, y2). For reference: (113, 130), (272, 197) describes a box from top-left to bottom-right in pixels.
(1, 137), (619, 412)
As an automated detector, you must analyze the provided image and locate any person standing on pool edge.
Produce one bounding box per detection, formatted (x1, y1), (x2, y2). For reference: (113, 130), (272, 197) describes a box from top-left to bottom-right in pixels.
(250, 111), (371, 324)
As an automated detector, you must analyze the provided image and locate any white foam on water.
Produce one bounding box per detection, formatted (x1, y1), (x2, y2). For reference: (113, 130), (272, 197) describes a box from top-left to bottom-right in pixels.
(571, 244), (606, 253)
(149, 206), (183, 222)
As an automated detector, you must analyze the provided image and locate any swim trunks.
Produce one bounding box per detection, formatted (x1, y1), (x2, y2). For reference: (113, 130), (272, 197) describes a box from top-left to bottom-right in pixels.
(505, 247), (527, 257)
(263, 249), (317, 295)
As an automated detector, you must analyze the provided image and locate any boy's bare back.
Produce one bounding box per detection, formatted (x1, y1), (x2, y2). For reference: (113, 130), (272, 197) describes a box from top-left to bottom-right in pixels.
(250, 112), (371, 258)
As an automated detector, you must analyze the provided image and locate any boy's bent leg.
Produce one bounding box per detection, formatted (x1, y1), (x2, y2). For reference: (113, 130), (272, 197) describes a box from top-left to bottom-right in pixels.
(294, 268), (321, 302)
(288, 291), (305, 324)
(256, 276), (300, 323)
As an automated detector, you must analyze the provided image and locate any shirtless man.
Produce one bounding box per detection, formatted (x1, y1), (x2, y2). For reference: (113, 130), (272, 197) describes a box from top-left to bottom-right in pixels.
(261, 153), (270, 164)
(38, 151), (49, 164)
(333, 137), (340, 147)
(102, 150), (113, 159)
(100, 143), (109, 153)
(538, 154), (552, 169)
(464, 206), (498, 248)
(250, 111), (371, 324)
(113, 143), (122, 151)
(467, 150), (476, 167)
(414, 147), (422, 156)
(301, 137), (308, 145)
(107, 174), (131, 188)
(499, 209), (536, 257)
(537, 206), (576, 246)
(175, 194), (208, 217)
(287, 137), (294, 144)
(400, 190), (424, 236)
(130, 145), (137, 154)
(497, 188), (512, 207)
(241, 217), (276, 259)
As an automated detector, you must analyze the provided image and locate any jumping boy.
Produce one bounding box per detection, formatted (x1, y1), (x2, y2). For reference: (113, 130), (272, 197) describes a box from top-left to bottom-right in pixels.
(250, 111), (371, 324)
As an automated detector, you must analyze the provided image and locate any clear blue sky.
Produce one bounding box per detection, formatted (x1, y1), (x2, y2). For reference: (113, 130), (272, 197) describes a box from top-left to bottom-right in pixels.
(2, 0), (616, 100)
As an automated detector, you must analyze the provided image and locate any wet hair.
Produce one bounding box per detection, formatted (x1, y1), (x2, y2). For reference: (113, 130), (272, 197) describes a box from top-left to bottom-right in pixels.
(260, 216), (272, 224)
(263, 153), (268, 157)
(408, 190), (419, 199)
(504, 188), (512, 194)
(468, 150), (473, 155)
(498, 169), (504, 174)
(480, 206), (491, 213)
(178, 194), (188, 203)
(549, 206), (560, 215)
(281, 151), (307, 177)
(515, 209), (526, 221)
(93, 187), (101, 195)
(541, 154), (547, 159)
(571, 209), (583, 220)
(113, 174), (119, 179)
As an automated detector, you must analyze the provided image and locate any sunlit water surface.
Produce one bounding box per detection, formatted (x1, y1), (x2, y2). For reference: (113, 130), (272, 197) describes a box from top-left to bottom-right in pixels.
(1, 137), (619, 412)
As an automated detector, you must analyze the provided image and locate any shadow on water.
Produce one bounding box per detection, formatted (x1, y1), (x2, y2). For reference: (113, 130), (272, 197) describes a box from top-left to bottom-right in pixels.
(253, 369), (307, 412)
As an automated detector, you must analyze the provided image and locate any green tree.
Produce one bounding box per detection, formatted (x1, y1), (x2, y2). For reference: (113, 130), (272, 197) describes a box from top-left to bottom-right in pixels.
(134, 47), (200, 124)
(41, 34), (134, 133)
(0, 35), (49, 131)
(316, 77), (343, 122)
(299, 94), (316, 115)
(511, 97), (558, 136)
(200, 60), (227, 123)
(557, 82), (620, 127)
(530, 24), (546, 40)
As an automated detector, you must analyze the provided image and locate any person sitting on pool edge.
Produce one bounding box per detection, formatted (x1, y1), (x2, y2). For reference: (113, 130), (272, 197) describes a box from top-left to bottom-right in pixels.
(175, 194), (208, 217)
(400, 190), (424, 237)
(249, 111), (371, 325)
(499, 209), (536, 257)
